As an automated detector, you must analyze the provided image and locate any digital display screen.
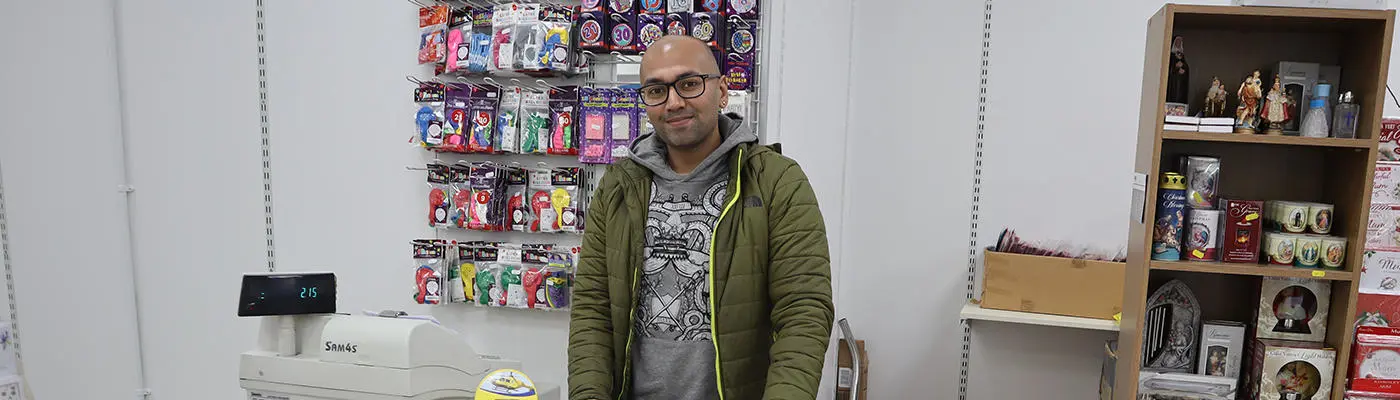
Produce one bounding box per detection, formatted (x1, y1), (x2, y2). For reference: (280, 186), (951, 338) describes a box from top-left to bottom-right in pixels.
(237, 273), (337, 317)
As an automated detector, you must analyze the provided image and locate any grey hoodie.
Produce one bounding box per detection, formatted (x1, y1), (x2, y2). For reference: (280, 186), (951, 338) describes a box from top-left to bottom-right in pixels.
(627, 114), (756, 400)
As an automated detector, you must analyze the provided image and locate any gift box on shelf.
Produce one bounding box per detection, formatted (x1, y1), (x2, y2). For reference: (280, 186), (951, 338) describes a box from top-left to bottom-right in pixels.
(1242, 339), (1334, 400)
(979, 249), (1125, 320)
(1256, 277), (1331, 343)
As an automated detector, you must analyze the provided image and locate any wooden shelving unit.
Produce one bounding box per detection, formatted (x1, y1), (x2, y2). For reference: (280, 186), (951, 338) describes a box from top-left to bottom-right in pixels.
(1115, 5), (1393, 400)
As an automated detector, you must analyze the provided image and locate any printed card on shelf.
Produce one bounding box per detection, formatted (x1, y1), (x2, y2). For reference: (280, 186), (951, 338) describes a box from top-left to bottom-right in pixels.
(1382, 117), (1400, 162)
(1351, 326), (1400, 393)
(1376, 162), (1400, 205)
(1369, 205), (1400, 251)
(1364, 251), (1400, 295)
(1357, 292), (1400, 328)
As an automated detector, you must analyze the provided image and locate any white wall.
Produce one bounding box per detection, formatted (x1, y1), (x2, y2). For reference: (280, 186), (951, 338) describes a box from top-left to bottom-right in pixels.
(842, 0), (985, 399)
(0, 2), (147, 399)
(113, 0), (268, 398)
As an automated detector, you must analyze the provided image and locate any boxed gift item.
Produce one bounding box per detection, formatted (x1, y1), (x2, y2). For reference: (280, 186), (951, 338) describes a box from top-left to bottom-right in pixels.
(1199, 321), (1246, 378)
(1137, 371), (1237, 400)
(1243, 339), (1334, 400)
(1351, 326), (1400, 393)
(1370, 205), (1400, 251)
(1219, 199), (1265, 263)
(1256, 277), (1330, 343)
(1364, 252), (1400, 295)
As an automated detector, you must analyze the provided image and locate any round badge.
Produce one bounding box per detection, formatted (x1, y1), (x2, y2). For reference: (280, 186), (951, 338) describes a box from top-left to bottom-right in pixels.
(476, 191), (491, 205)
(609, 0), (632, 13)
(730, 30), (754, 54)
(692, 21), (714, 41)
(642, 0), (663, 12)
(580, 20), (603, 44)
(612, 24), (634, 46)
(731, 0), (756, 13)
(703, 0), (721, 11)
(639, 24), (663, 47)
(666, 20), (687, 36)
(582, 0), (602, 9)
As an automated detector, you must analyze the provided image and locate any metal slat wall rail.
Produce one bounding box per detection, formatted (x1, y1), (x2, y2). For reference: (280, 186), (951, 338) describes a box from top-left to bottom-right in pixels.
(257, 0), (277, 273)
(958, 0), (993, 399)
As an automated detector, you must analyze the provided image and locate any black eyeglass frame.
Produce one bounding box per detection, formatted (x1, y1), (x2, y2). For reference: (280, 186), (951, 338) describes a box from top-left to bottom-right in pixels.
(638, 74), (723, 106)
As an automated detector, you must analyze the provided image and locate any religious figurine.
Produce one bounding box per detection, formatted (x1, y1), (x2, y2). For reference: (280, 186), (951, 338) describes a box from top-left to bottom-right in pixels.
(1166, 36), (1190, 105)
(1235, 71), (1263, 134)
(1260, 75), (1293, 135)
(1203, 77), (1229, 118)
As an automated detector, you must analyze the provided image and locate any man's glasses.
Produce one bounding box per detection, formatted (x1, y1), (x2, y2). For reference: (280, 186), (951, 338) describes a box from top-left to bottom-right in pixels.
(638, 74), (722, 106)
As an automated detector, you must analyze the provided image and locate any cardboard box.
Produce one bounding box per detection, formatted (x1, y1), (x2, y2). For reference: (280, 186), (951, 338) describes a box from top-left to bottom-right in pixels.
(980, 250), (1125, 320)
(836, 339), (868, 400)
(1219, 199), (1265, 263)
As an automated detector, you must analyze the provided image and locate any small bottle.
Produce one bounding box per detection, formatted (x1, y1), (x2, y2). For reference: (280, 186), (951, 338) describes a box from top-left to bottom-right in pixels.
(1332, 91), (1360, 139)
(1300, 83), (1331, 138)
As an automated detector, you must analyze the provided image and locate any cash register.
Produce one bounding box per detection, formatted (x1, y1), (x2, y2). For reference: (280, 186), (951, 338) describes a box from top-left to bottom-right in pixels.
(237, 272), (559, 399)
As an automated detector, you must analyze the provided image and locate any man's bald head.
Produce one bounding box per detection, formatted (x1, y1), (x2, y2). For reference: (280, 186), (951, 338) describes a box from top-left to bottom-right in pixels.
(641, 35), (721, 80)
(638, 35), (729, 153)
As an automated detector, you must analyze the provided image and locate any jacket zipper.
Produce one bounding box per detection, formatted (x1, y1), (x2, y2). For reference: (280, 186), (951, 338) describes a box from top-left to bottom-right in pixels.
(708, 148), (744, 400)
(619, 181), (648, 400)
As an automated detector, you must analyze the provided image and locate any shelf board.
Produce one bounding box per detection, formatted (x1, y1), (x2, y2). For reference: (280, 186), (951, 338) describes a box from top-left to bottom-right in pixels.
(1161, 131), (1377, 149)
(959, 303), (1120, 332)
(1150, 260), (1355, 281)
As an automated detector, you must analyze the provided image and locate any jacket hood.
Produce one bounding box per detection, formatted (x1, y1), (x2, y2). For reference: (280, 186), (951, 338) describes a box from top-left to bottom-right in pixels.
(628, 113), (757, 182)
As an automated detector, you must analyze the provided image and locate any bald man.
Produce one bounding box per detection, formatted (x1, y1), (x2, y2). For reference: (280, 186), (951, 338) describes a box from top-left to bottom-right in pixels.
(569, 36), (834, 400)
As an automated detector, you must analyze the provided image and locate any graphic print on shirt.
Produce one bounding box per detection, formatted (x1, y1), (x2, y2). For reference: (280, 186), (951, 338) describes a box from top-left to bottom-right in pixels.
(636, 180), (729, 341)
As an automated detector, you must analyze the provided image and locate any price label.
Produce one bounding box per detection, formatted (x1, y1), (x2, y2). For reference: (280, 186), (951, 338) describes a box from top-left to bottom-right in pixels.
(1192, 249), (1205, 258)
(1311, 270), (1326, 278)
(1245, 213), (1260, 221)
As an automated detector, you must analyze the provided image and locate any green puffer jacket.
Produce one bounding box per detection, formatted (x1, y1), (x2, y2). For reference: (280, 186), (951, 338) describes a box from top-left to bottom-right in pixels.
(568, 140), (834, 400)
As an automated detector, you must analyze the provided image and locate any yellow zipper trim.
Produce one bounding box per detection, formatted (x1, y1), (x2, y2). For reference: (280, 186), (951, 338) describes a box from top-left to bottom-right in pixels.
(618, 181), (648, 400)
(708, 148), (743, 400)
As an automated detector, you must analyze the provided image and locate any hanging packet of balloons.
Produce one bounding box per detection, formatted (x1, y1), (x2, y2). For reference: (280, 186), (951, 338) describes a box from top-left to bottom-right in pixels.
(441, 85), (470, 153)
(466, 85), (502, 153)
(547, 86), (579, 155)
(490, 3), (518, 71)
(506, 169), (534, 232)
(464, 9), (494, 73)
(426, 163), (453, 228)
(497, 87), (522, 153)
(553, 168), (583, 233)
(414, 84), (446, 148)
(454, 242), (478, 303)
(418, 5), (449, 65)
(519, 89), (552, 154)
(411, 239), (449, 305)
(449, 165), (473, 229)
(444, 7), (472, 74)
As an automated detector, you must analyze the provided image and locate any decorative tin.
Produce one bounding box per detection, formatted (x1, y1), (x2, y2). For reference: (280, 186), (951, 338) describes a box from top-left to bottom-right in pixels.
(1181, 156), (1221, 209)
(1154, 173), (1188, 261)
(1187, 209), (1222, 261)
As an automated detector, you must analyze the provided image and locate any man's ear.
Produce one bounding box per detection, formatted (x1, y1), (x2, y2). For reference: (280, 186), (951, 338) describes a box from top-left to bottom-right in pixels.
(719, 82), (729, 107)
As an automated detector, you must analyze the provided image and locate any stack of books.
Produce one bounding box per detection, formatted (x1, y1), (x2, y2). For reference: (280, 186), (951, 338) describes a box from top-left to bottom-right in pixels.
(1163, 115), (1236, 133)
